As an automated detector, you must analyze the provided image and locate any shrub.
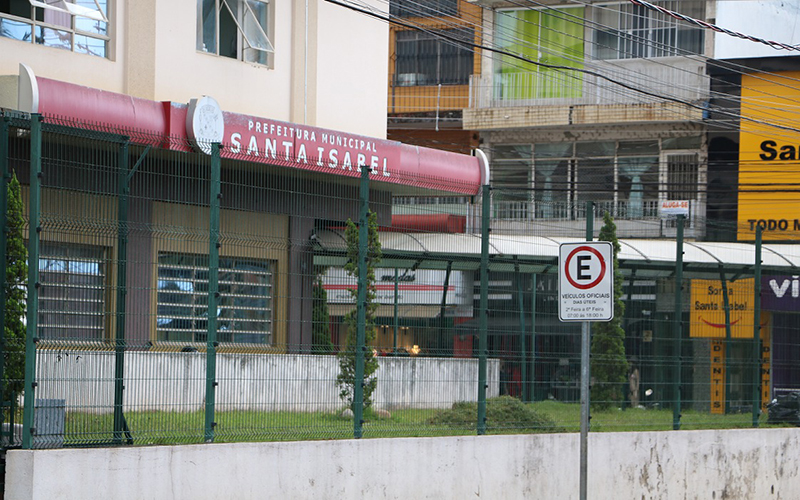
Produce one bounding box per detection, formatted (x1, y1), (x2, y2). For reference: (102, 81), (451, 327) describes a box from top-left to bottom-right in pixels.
(427, 396), (563, 433)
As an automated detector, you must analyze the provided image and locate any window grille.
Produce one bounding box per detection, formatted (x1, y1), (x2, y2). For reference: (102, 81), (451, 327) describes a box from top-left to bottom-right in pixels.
(390, 0), (458, 18)
(395, 28), (473, 86)
(38, 243), (106, 340)
(594, 1), (704, 60)
(157, 253), (274, 345)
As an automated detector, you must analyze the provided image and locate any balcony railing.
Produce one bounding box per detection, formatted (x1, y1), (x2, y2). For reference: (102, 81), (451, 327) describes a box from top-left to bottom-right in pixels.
(469, 58), (709, 109)
(493, 200), (662, 221)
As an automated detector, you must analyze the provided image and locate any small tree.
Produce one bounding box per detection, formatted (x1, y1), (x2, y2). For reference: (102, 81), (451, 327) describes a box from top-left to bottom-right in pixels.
(590, 211), (628, 409)
(4, 173), (27, 395)
(336, 210), (381, 411)
(311, 270), (335, 354)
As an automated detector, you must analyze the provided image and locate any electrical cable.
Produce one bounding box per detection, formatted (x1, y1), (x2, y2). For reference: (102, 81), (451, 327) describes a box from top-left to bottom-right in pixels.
(380, 0), (800, 139)
(334, 0), (800, 137)
(629, 0), (800, 52)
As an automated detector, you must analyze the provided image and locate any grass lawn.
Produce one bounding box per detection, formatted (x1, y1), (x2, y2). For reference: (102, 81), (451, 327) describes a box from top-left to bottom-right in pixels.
(527, 400), (765, 433)
(59, 400), (780, 447)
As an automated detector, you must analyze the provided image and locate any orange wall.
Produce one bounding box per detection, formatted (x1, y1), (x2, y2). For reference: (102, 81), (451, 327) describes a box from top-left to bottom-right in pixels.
(387, 0), (482, 115)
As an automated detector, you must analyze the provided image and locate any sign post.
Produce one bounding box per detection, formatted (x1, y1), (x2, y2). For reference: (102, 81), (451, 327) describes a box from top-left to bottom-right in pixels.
(559, 241), (614, 500)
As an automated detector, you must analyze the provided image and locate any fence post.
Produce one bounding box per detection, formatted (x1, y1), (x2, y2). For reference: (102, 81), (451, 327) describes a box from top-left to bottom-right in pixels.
(0, 117), (9, 431)
(204, 143), (221, 443)
(22, 114), (42, 450)
(353, 164), (369, 439)
(113, 140), (130, 444)
(439, 261), (453, 355)
(393, 267), (398, 354)
(752, 225), (762, 427)
(515, 259), (526, 402)
(719, 267), (732, 414)
(529, 274), (537, 402)
(672, 214), (684, 430)
(477, 184), (490, 435)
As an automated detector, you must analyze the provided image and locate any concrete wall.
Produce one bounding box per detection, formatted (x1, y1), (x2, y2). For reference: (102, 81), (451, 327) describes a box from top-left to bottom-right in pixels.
(7, 428), (800, 499)
(34, 351), (500, 413)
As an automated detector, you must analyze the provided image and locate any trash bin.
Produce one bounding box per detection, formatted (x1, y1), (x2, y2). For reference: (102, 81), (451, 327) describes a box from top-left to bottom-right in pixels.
(33, 399), (65, 449)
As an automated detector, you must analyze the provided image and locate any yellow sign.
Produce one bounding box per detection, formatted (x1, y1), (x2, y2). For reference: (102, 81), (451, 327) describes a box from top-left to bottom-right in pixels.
(739, 71), (800, 241)
(761, 325), (771, 411)
(710, 340), (725, 414)
(708, 314), (771, 415)
(690, 279), (755, 338)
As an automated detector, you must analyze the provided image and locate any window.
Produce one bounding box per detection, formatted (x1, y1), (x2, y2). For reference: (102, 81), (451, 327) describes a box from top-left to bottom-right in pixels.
(594, 1), (704, 60)
(490, 138), (703, 221)
(492, 145), (532, 219)
(157, 254), (273, 345)
(390, 0), (457, 18)
(666, 153), (699, 200)
(394, 28), (473, 86)
(0, 0), (109, 57)
(197, 0), (273, 66)
(38, 243), (106, 340)
(617, 141), (659, 218)
(494, 7), (585, 100)
(529, 143), (617, 219)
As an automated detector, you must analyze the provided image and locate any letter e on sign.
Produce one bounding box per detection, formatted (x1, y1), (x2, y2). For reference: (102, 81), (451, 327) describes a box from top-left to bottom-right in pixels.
(559, 242), (614, 322)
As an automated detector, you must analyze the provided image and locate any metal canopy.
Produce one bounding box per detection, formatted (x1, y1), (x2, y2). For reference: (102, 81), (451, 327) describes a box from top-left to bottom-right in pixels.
(312, 230), (800, 278)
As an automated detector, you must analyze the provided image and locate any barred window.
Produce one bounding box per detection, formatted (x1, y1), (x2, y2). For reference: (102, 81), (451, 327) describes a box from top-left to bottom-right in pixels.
(395, 28), (473, 86)
(390, 0), (457, 18)
(594, 1), (704, 60)
(39, 243), (106, 340)
(157, 254), (273, 345)
(666, 153), (699, 200)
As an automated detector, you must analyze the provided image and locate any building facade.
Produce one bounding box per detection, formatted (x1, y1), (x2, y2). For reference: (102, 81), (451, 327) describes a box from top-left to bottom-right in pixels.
(0, 0), (389, 138)
(0, 0), (486, 355)
(464, 0), (710, 239)
(386, 0), (481, 155)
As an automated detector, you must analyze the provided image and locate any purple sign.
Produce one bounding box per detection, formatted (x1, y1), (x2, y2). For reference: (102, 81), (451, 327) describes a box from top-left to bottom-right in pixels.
(762, 275), (800, 311)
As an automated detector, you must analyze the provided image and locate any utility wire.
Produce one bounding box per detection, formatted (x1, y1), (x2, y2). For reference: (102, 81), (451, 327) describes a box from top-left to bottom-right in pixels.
(335, 0), (800, 137)
(386, 0), (800, 134)
(629, 0), (800, 52)
(498, 0), (800, 133)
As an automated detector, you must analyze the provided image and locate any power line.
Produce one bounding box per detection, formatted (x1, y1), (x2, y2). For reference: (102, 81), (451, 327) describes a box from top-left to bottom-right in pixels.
(339, 0), (800, 137)
(384, 0), (800, 139)
(629, 0), (800, 52)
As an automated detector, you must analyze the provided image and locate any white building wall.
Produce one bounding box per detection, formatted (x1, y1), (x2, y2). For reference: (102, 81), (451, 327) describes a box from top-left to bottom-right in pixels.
(715, 1), (800, 59)
(314, 0), (388, 138)
(7, 428), (800, 499)
(149, 0), (295, 121)
(0, 0), (388, 136)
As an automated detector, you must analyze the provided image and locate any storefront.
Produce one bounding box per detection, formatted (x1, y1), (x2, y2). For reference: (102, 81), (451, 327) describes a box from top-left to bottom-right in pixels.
(4, 64), (487, 352)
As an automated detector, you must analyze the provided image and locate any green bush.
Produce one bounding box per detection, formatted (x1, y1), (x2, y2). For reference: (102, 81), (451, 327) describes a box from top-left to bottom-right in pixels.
(591, 211), (628, 410)
(4, 173), (27, 395)
(428, 396), (563, 433)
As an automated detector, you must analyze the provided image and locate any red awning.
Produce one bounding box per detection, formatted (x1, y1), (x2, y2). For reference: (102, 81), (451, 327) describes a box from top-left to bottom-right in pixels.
(18, 64), (484, 195)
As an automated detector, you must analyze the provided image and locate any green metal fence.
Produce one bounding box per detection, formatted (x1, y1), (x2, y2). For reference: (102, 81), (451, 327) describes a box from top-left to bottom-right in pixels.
(0, 113), (796, 450)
